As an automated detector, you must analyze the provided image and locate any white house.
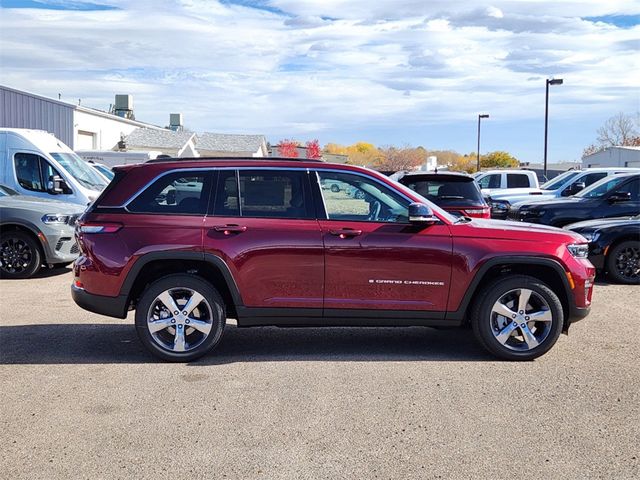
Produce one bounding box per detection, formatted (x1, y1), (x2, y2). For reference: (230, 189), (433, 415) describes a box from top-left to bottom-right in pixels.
(582, 146), (640, 168)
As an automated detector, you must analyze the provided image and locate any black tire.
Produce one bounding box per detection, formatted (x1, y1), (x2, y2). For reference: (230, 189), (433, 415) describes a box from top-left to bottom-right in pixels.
(354, 190), (365, 200)
(135, 274), (226, 362)
(470, 275), (564, 361)
(0, 231), (42, 279)
(330, 184), (340, 193)
(606, 240), (640, 285)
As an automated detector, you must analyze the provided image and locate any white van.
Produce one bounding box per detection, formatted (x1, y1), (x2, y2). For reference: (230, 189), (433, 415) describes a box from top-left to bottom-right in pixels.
(0, 129), (108, 206)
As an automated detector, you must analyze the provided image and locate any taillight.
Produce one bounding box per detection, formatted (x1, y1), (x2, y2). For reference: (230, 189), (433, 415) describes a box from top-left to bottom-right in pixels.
(79, 223), (122, 234)
(463, 207), (491, 218)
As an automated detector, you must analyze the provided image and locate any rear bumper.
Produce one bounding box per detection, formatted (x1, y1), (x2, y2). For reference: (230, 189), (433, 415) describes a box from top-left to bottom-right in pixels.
(71, 284), (128, 319)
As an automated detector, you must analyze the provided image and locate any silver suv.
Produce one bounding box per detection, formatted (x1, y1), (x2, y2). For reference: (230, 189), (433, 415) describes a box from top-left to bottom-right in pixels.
(0, 184), (83, 278)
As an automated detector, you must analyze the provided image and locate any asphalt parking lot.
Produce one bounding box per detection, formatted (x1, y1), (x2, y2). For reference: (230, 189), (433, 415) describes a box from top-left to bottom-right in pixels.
(1, 269), (639, 480)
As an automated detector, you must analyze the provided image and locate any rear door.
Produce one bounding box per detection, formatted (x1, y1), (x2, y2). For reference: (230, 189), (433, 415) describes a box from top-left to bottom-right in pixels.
(202, 168), (324, 311)
(314, 170), (453, 313)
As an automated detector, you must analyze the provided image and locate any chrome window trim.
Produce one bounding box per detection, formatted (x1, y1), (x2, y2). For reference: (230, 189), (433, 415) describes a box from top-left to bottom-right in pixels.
(100, 165), (417, 214)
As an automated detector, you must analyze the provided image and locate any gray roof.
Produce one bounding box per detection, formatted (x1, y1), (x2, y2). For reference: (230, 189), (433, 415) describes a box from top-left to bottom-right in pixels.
(124, 128), (194, 149)
(197, 132), (266, 153)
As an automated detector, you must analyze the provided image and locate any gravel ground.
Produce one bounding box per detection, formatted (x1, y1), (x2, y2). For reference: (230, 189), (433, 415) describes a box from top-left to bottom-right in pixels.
(1, 268), (639, 479)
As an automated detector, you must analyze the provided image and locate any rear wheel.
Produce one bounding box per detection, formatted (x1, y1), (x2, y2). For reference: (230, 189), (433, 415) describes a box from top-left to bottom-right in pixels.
(470, 275), (564, 361)
(606, 241), (640, 284)
(135, 274), (226, 362)
(0, 231), (42, 279)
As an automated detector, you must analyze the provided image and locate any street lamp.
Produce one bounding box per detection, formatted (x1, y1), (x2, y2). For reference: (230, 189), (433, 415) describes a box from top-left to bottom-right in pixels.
(477, 114), (489, 172)
(544, 78), (563, 179)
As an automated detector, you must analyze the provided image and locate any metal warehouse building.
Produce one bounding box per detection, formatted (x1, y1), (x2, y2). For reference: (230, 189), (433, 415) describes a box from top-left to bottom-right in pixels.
(0, 84), (163, 150)
(582, 146), (640, 168)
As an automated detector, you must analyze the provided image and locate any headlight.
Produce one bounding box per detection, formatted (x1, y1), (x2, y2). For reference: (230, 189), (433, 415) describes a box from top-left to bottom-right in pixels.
(490, 200), (510, 211)
(567, 243), (589, 258)
(42, 214), (70, 224)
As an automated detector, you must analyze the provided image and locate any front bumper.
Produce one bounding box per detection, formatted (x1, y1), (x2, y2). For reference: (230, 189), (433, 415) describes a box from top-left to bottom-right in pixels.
(41, 231), (79, 265)
(71, 284), (128, 319)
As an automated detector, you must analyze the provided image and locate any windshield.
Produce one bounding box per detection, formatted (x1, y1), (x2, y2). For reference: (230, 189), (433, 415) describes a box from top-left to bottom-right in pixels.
(94, 164), (115, 180)
(575, 175), (631, 198)
(540, 170), (580, 190)
(50, 152), (108, 191)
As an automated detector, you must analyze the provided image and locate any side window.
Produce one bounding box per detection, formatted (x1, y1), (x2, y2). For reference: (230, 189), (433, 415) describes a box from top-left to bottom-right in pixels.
(213, 170), (240, 216)
(582, 172), (607, 187)
(507, 174), (530, 188)
(613, 179), (640, 200)
(318, 171), (409, 223)
(14, 153), (44, 192)
(237, 170), (313, 219)
(128, 172), (209, 214)
(478, 174), (501, 189)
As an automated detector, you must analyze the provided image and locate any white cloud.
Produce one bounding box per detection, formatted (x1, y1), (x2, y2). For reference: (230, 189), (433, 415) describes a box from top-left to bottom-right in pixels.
(0, 0), (638, 161)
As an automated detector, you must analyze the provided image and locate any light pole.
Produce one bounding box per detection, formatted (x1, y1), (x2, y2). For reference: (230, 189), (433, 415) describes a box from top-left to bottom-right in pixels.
(477, 114), (489, 172)
(544, 78), (563, 179)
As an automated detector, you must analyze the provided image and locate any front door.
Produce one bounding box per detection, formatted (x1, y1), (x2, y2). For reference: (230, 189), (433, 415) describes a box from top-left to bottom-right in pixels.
(315, 170), (453, 314)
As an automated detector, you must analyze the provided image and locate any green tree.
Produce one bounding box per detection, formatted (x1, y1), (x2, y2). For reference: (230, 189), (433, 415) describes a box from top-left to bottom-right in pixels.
(480, 151), (519, 169)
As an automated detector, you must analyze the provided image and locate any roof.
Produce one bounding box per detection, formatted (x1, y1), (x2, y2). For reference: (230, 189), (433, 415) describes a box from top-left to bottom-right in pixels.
(582, 145), (640, 158)
(146, 156), (322, 164)
(1, 84), (164, 130)
(196, 132), (266, 153)
(124, 128), (195, 149)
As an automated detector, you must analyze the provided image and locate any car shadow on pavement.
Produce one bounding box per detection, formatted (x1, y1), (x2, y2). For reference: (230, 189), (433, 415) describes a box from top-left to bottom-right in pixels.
(0, 323), (491, 365)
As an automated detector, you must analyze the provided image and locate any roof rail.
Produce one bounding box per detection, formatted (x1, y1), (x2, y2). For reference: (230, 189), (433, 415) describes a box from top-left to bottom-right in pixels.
(146, 156), (325, 164)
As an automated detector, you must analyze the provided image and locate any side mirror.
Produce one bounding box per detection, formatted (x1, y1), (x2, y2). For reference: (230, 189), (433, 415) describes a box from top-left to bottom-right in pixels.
(567, 181), (586, 195)
(409, 202), (437, 224)
(607, 191), (631, 203)
(47, 175), (64, 194)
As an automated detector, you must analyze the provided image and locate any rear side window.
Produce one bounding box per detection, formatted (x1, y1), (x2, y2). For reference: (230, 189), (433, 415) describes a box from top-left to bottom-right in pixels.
(128, 172), (210, 215)
(477, 174), (501, 189)
(507, 174), (530, 188)
(212, 169), (313, 219)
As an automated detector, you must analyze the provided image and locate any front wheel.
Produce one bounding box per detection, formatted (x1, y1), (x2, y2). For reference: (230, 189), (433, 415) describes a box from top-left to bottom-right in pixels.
(135, 274), (226, 362)
(606, 241), (640, 284)
(0, 231), (42, 279)
(470, 275), (564, 361)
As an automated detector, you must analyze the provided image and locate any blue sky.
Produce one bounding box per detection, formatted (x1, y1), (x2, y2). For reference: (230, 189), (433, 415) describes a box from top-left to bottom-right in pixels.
(1, 0), (639, 163)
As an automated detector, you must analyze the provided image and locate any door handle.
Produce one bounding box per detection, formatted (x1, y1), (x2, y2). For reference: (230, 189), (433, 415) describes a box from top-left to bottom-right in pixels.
(212, 225), (247, 235)
(329, 228), (362, 239)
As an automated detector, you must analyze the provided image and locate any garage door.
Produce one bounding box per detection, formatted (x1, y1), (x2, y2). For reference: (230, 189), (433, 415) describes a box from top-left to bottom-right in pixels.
(77, 130), (96, 150)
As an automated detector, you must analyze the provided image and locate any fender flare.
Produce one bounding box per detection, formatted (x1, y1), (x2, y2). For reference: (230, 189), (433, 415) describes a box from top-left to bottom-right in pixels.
(447, 255), (573, 321)
(119, 251), (244, 307)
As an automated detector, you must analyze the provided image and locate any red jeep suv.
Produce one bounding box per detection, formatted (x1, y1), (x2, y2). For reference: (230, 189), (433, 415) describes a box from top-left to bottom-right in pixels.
(72, 158), (594, 362)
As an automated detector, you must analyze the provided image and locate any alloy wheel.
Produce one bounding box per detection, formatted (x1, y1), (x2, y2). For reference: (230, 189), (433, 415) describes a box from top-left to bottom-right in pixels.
(613, 245), (640, 281)
(146, 287), (213, 353)
(490, 288), (553, 351)
(0, 237), (33, 274)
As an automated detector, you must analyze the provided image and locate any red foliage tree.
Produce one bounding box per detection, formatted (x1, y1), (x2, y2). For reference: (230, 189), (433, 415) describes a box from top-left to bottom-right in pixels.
(278, 139), (299, 158)
(305, 139), (322, 159)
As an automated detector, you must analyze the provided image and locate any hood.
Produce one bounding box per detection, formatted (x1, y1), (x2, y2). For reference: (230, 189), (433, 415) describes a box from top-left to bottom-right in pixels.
(452, 217), (585, 243)
(488, 190), (554, 202)
(0, 195), (84, 214)
(483, 187), (540, 196)
(565, 216), (639, 231)
(512, 197), (585, 209)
